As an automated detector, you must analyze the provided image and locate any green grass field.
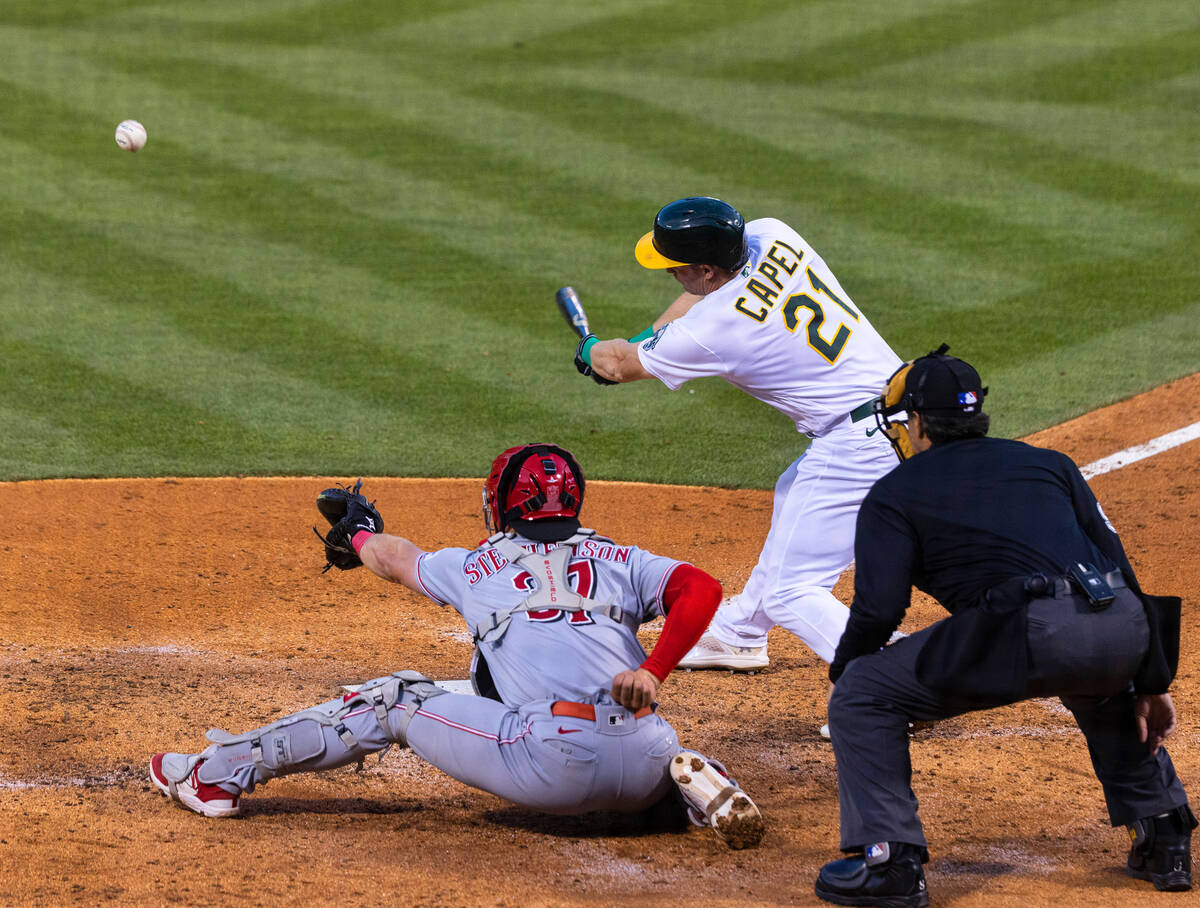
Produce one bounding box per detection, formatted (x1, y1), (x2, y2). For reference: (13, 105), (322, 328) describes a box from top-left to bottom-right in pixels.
(1, 0), (1197, 485)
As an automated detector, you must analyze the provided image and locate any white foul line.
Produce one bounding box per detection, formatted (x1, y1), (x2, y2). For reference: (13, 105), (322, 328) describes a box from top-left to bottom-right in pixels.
(1081, 421), (1200, 479)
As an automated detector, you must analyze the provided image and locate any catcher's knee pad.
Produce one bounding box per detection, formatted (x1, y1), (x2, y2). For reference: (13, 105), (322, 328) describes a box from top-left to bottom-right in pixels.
(201, 671), (445, 783)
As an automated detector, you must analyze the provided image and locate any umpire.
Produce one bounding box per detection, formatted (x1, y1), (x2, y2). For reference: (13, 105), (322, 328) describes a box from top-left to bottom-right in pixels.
(815, 346), (1194, 906)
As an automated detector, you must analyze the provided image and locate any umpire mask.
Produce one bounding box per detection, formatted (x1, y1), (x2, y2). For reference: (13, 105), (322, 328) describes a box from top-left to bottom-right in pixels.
(872, 344), (987, 462)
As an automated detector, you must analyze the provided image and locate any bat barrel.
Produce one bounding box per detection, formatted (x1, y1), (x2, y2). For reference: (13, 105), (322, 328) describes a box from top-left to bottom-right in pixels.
(556, 286), (591, 337)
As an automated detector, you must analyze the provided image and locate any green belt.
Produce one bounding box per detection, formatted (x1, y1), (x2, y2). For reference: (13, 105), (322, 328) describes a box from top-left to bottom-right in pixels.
(849, 399), (877, 423)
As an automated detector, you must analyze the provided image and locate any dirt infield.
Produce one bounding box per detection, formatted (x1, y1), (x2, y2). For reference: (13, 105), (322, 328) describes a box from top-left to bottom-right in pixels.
(2, 376), (1198, 906)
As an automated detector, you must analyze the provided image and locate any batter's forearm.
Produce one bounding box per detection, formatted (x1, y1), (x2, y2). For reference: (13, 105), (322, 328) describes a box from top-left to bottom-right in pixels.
(654, 291), (704, 328)
(591, 338), (654, 383)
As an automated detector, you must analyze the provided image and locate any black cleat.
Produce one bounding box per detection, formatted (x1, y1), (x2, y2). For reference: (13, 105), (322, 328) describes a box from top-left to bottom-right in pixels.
(1127, 804), (1196, 892)
(815, 841), (929, 907)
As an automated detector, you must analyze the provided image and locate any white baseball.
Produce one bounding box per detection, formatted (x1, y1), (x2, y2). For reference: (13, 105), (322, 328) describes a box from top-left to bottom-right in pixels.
(115, 119), (147, 153)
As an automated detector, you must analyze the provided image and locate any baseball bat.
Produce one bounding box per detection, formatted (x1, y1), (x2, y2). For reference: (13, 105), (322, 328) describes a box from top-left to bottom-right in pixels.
(556, 286), (591, 338)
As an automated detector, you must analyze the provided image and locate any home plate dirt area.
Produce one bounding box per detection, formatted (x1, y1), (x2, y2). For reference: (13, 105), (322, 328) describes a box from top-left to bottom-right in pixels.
(1, 374), (1197, 906)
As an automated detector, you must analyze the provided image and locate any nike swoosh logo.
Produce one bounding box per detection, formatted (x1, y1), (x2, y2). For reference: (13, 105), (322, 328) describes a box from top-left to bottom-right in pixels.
(865, 426), (880, 436)
(557, 727), (582, 735)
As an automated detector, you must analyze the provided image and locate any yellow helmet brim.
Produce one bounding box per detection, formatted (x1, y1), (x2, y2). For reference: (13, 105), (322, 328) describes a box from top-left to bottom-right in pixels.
(635, 231), (689, 270)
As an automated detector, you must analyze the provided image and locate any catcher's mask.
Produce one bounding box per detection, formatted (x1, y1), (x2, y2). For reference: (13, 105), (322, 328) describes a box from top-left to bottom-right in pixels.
(483, 443), (585, 542)
(873, 344), (988, 461)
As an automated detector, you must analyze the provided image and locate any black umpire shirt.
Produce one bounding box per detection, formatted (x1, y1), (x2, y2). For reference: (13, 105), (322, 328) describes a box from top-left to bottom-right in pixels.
(830, 437), (1137, 681)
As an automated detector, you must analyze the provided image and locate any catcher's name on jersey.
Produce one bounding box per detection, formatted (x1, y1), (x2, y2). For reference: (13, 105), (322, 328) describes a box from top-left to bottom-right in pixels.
(464, 537), (631, 586)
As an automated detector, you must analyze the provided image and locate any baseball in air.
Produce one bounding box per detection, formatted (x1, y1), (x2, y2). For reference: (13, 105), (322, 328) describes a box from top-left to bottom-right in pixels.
(114, 119), (147, 153)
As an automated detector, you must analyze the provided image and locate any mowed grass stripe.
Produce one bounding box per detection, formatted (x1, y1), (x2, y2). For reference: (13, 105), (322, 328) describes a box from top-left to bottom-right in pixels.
(0, 249), (404, 452)
(827, 108), (1200, 231)
(168, 0), (486, 46)
(995, 26), (1200, 104)
(707, 0), (1090, 85)
(0, 197), (508, 462)
(530, 62), (1175, 261)
(483, 74), (1094, 280)
(988, 302), (1200, 437)
(0, 200), (579, 480)
(0, 332), (260, 479)
(912, 0), (1200, 101)
(0, 0), (158, 26)
(818, 0), (1200, 96)
(0, 47), (632, 337)
(0, 25), (700, 316)
(190, 38), (1048, 316)
(358, 0), (679, 52)
(806, 88), (1200, 190)
(666, 0), (981, 72)
(104, 0), (337, 27)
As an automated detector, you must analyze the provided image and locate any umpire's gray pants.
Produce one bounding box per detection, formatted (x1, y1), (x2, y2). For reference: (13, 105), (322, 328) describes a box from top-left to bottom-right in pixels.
(829, 588), (1189, 850)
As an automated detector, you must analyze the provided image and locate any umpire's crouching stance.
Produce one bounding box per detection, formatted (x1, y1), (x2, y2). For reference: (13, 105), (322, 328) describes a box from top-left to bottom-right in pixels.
(815, 346), (1194, 907)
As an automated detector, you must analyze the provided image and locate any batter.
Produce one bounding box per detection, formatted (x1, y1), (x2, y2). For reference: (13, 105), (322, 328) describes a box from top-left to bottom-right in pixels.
(150, 443), (764, 847)
(575, 197), (902, 669)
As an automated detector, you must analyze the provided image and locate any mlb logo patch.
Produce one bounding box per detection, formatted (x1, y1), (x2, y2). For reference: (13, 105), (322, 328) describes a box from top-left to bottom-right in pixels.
(958, 391), (978, 406)
(866, 843), (888, 861)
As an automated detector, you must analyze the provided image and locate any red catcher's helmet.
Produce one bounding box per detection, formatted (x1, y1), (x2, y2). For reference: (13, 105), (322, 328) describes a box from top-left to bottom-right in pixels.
(483, 443), (585, 541)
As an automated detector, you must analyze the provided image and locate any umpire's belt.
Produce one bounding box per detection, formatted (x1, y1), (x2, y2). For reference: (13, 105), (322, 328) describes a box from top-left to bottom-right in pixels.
(986, 569), (1125, 604)
(552, 701), (652, 721)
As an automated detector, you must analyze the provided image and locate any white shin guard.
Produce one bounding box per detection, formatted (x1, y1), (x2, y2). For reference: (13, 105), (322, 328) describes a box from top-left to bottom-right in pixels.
(192, 671), (445, 791)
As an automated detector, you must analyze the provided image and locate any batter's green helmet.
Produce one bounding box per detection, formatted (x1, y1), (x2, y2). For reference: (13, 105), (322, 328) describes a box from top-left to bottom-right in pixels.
(635, 197), (747, 271)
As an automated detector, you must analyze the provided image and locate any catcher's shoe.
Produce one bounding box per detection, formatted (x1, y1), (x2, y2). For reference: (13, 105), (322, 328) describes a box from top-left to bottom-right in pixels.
(150, 753), (241, 819)
(671, 751), (764, 849)
(815, 842), (929, 907)
(677, 634), (768, 672)
(1127, 804), (1196, 891)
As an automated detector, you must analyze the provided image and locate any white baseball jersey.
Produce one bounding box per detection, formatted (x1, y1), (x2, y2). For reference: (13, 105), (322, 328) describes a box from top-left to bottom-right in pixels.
(415, 533), (683, 704)
(638, 218), (901, 436)
(636, 218), (904, 662)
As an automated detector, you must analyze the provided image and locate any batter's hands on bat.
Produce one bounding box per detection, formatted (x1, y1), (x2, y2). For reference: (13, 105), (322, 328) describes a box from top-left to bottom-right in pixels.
(1135, 692), (1177, 755)
(611, 668), (660, 711)
(574, 334), (618, 385)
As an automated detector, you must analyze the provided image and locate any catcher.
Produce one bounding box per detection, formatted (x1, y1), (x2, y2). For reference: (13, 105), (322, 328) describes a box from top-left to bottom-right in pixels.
(150, 443), (764, 848)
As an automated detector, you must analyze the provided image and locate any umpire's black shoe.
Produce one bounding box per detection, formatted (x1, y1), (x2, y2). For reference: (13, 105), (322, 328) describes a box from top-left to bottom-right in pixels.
(1127, 804), (1197, 892)
(814, 841), (929, 907)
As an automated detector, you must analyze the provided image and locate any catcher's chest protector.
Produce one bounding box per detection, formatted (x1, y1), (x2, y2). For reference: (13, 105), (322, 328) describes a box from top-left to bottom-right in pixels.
(471, 532), (640, 644)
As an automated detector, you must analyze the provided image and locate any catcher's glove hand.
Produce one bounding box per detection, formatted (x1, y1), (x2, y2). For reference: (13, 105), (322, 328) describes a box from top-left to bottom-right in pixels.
(313, 478), (384, 573)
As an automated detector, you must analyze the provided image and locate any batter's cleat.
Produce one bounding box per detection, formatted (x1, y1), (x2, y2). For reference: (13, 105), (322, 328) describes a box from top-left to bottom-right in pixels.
(1126, 804), (1197, 891)
(150, 753), (241, 819)
(671, 751), (764, 849)
(677, 634), (768, 672)
(820, 723), (832, 741)
(815, 842), (929, 907)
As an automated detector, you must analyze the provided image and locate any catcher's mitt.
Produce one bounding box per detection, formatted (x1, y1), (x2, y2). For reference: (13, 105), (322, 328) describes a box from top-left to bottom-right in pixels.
(313, 478), (384, 573)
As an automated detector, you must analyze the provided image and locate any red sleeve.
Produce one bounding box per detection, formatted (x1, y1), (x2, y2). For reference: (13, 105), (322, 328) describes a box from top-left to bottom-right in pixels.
(640, 564), (721, 682)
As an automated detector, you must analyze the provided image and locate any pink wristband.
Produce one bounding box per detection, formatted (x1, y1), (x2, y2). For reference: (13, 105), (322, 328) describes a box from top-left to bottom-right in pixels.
(351, 530), (374, 555)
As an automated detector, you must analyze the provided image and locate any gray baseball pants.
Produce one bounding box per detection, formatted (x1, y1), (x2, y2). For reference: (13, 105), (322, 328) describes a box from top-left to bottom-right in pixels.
(198, 687), (679, 815)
